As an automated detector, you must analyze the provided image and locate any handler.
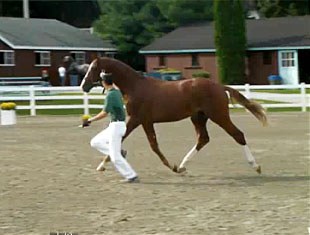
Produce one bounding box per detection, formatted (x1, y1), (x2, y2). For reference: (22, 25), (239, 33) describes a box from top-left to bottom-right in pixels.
(83, 74), (139, 183)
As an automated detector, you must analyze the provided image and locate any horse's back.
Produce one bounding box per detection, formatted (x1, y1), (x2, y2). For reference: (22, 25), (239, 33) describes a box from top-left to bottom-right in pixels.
(176, 78), (230, 116)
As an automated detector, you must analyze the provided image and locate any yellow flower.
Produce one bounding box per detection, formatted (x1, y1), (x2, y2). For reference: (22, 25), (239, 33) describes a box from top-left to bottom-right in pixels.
(0, 102), (17, 110)
(82, 114), (91, 121)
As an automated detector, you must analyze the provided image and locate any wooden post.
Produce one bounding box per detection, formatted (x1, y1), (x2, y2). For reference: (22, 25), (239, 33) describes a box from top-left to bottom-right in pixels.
(29, 85), (36, 116)
(23, 0), (29, 18)
(300, 82), (306, 112)
(83, 92), (89, 115)
(245, 83), (251, 99)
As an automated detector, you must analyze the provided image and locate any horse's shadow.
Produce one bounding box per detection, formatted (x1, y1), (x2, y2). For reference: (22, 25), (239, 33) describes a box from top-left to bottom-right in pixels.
(222, 175), (310, 186)
(141, 175), (310, 187)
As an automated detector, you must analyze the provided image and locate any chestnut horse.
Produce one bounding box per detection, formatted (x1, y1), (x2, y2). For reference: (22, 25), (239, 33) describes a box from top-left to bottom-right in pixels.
(81, 57), (267, 174)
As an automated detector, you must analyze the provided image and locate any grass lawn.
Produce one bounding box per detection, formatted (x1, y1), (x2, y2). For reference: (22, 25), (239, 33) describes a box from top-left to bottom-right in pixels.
(251, 88), (310, 94)
(2, 89), (309, 116)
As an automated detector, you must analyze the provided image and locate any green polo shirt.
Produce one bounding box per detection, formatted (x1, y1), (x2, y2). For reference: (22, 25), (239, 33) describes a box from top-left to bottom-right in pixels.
(104, 88), (126, 122)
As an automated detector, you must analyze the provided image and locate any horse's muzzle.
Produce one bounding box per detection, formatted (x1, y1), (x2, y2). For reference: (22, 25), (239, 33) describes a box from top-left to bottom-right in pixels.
(81, 83), (93, 93)
(81, 81), (104, 93)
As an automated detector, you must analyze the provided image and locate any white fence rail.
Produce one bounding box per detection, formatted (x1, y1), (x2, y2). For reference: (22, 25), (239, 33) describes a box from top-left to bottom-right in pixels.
(0, 83), (309, 116)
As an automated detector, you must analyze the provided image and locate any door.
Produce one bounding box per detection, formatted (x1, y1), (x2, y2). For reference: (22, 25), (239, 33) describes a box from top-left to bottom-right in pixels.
(278, 50), (299, 85)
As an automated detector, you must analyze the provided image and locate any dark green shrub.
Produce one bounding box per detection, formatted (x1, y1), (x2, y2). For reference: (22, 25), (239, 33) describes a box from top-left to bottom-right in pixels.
(192, 71), (210, 79)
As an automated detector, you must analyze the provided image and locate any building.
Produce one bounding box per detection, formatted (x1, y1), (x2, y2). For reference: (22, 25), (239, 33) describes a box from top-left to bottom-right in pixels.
(0, 17), (116, 85)
(140, 16), (310, 85)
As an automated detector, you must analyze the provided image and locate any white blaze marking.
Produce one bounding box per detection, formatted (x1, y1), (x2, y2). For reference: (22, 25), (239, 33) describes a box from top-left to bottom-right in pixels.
(80, 60), (96, 90)
(84, 60), (95, 79)
(79, 78), (85, 90)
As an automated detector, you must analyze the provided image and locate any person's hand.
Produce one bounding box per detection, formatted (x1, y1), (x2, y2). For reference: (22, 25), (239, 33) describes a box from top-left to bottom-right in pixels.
(81, 114), (91, 128)
(82, 119), (91, 128)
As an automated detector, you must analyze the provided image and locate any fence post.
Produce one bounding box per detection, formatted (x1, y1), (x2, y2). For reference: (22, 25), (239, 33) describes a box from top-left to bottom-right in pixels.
(83, 92), (89, 115)
(245, 83), (251, 99)
(29, 85), (36, 116)
(300, 82), (306, 112)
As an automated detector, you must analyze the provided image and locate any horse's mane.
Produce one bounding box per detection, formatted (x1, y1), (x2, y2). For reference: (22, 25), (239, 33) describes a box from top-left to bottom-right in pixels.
(101, 57), (144, 80)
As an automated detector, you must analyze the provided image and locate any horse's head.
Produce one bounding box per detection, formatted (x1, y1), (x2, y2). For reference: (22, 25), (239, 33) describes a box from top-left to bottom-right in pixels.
(80, 59), (104, 93)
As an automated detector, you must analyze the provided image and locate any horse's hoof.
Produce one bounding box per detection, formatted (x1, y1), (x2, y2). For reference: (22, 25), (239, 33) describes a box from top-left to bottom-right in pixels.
(255, 165), (262, 174)
(178, 167), (187, 173)
(96, 167), (106, 172)
(172, 165), (178, 173)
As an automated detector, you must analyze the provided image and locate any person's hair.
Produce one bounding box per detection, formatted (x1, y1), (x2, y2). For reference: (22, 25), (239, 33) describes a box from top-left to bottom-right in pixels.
(103, 75), (113, 85)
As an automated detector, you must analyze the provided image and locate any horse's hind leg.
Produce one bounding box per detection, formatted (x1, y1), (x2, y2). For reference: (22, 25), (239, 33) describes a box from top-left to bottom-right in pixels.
(211, 114), (261, 174)
(142, 123), (178, 173)
(96, 155), (110, 171)
(178, 112), (209, 172)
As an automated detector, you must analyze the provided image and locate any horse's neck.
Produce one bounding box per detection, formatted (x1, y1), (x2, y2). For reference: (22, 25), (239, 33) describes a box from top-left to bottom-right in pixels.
(104, 59), (140, 95)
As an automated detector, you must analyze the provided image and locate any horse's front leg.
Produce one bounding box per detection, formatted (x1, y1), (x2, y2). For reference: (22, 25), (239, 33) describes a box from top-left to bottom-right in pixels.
(142, 123), (178, 173)
(122, 117), (141, 141)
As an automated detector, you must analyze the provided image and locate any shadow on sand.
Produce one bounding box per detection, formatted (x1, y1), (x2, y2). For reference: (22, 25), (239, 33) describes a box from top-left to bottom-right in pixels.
(140, 175), (310, 187)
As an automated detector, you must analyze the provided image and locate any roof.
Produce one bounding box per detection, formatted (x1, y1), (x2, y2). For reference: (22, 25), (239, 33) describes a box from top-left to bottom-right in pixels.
(0, 17), (116, 51)
(140, 16), (310, 54)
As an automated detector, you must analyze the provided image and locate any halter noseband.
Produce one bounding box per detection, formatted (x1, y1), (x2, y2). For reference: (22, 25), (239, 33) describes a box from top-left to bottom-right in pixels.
(90, 70), (112, 93)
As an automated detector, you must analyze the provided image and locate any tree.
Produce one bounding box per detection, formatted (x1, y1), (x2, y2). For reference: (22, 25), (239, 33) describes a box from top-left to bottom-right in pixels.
(94, 0), (214, 70)
(94, 0), (167, 70)
(214, 0), (246, 84)
(157, 0), (213, 26)
(257, 0), (309, 17)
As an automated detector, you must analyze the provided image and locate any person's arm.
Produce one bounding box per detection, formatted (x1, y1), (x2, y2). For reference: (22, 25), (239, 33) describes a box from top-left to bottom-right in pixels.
(89, 110), (108, 123)
(83, 93), (111, 127)
(82, 110), (108, 127)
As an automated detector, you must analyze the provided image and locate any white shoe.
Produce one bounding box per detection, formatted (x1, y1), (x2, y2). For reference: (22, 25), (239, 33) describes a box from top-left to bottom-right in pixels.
(120, 176), (140, 183)
(96, 162), (106, 171)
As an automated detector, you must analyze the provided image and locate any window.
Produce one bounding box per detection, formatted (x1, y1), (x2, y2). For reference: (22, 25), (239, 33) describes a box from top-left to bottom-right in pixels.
(71, 51), (85, 65)
(281, 52), (295, 67)
(97, 52), (115, 58)
(35, 51), (51, 66)
(263, 52), (272, 65)
(191, 54), (199, 66)
(159, 56), (166, 66)
(0, 50), (15, 65)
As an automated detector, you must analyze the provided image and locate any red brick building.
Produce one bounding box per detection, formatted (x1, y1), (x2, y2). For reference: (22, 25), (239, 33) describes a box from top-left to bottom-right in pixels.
(0, 17), (116, 85)
(140, 16), (310, 85)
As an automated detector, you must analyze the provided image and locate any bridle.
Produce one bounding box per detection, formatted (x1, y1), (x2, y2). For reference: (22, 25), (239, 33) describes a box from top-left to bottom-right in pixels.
(90, 70), (112, 93)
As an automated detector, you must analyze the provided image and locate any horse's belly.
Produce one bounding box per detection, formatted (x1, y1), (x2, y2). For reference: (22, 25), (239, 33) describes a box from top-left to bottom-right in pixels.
(152, 102), (192, 122)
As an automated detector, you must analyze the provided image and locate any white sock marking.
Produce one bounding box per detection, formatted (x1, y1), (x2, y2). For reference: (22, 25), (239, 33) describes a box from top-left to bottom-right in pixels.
(243, 145), (258, 168)
(96, 161), (105, 171)
(179, 145), (198, 168)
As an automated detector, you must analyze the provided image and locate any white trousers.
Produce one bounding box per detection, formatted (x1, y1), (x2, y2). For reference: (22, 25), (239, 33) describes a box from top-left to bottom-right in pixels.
(90, 121), (137, 179)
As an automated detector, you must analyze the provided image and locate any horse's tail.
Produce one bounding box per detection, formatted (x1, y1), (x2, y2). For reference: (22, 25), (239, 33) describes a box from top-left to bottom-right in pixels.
(224, 86), (268, 126)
